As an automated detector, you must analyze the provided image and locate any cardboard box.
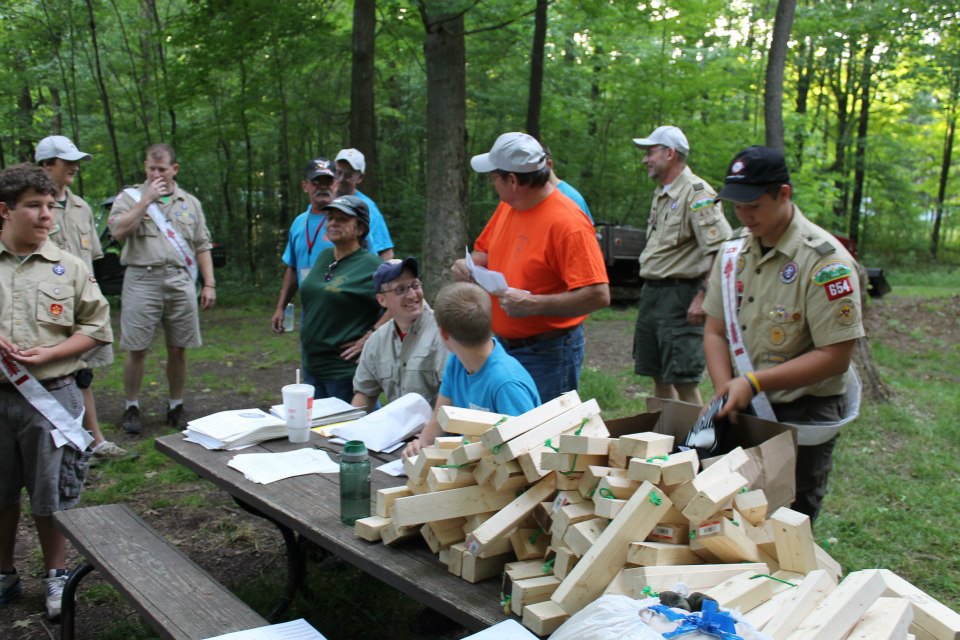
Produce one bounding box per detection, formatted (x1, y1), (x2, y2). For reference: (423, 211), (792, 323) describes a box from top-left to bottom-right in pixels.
(605, 398), (797, 512)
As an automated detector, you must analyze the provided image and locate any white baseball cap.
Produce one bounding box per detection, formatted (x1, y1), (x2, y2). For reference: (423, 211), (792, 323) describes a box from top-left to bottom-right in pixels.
(35, 135), (92, 163)
(335, 148), (366, 173)
(470, 132), (547, 173)
(632, 126), (690, 156)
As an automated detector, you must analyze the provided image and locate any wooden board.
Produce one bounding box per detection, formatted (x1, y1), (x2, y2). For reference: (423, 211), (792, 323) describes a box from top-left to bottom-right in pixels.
(881, 569), (960, 640)
(846, 597), (913, 639)
(769, 507), (819, 574)
(481, 391), (582, 449)
(466, 473), (557, 554)
(392, 475), (528, 527)
(439, 405), (507, 436)
(784, 569), (887, 640)
(494, 399), (602, 464)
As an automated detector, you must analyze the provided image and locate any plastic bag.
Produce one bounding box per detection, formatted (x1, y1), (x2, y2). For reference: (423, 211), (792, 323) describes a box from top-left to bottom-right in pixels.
(548, 595), (663, 640)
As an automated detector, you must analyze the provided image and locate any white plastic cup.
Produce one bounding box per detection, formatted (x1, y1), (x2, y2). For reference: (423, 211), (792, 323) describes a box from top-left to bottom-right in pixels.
(281, 383), (314, 443)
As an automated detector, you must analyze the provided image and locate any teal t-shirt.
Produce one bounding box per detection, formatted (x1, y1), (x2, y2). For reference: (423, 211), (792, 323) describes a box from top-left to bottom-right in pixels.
(300, 247), (382, 380)
(438, 340), (541, 416)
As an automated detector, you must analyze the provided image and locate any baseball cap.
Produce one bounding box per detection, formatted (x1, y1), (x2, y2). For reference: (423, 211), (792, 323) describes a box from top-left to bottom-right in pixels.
(304, 157), (335, 180)
(322, 195), (370, 226)
(373, 257), (420, 292)
(35, 136), (92, 163)
(335, 148), (366, 173)
(632, 126), (690, 156)
(715, 146), (791, 202)
(470, 132), (547, 173)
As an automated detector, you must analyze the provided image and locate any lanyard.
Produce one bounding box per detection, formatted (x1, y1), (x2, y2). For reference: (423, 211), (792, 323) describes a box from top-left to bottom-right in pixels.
(305, 214), (325, 256)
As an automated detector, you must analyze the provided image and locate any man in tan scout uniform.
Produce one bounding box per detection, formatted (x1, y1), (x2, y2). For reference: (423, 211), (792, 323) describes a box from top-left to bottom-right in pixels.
(703, 145), (864, 521)
(35, 136), (126, 460)
(108, 143), (216, 434)
(632, 126), (731, 404)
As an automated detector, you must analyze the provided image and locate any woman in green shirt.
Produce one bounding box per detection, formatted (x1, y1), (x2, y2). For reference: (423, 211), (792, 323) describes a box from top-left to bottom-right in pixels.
(299, 195), (383, 401)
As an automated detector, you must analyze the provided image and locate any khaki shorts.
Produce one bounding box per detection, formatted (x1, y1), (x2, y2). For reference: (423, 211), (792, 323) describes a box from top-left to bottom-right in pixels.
(120, 265), (202, 351)
(633, 280), (705, 384)
(0, 379), (89, 516)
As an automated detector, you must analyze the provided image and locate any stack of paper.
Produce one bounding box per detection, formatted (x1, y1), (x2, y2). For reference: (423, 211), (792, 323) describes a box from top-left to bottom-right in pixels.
(202, 618), (327, 639)
(269, 396), (366, 426)
(228, 448), (339, 484)
(184, 409), (287, 450)
(330, 392), (431, 453)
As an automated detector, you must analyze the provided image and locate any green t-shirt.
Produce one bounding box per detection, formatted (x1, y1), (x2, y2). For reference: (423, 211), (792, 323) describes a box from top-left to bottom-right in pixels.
(300, 247), (382, 380)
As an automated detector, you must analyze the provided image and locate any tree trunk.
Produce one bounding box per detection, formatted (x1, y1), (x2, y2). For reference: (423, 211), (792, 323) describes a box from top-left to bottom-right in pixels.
(238, 56), (258, 278)
(350, 0), (378, 196)
(145, 0), (176, 140)
(419, 4), (468, 301)
(794, 37), (814, 166)
(849, 39), (873, 247)
(763, 0), (796, 152)
(274, 44), (292, 234)
(526, 0), (547, 140)
(932, 73), (959, 259)
(84, 0), (124, 187)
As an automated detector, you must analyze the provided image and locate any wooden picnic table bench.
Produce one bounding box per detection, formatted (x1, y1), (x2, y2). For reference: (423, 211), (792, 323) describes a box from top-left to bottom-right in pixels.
(54, 503), (268, 640)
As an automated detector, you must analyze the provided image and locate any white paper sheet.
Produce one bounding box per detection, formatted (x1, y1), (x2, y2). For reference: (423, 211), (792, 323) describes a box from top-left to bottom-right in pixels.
(227, 448), (339, 484)
(202, 618), (327, 640)
(465, 246), (509, 294)
(461, 619), (539, 639)
(330, 393), (431, 453)
(376, 458), (407, 477)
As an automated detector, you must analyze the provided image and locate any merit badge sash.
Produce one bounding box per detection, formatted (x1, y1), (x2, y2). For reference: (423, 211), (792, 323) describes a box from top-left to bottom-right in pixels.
(123, 188), (199, 281)
(0, 354), (91, 451)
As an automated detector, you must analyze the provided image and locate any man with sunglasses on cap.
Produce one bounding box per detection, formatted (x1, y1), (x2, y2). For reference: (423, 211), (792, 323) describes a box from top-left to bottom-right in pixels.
(334, 148), (394, 260)
(351, 257), (447, 411)
(270, 157), (340, 334)
(632, 125), (732, 406)
(702, 145), (864, 521)
(454, 132), (610, 403)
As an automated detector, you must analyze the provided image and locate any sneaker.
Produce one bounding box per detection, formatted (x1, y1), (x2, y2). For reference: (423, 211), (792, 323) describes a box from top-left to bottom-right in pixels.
(43, 569), (68, 619)
(0, 570), (21, 605)
(166, 404), (186, 428)
(93, 440), (127, 458)
(121, 406), (142, 434)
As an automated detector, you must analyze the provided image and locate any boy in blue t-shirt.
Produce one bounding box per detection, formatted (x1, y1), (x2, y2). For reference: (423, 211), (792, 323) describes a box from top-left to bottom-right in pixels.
(402, 282), (540, 458)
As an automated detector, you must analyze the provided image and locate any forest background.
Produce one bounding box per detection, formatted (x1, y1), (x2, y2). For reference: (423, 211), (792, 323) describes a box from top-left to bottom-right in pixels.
(1, 0), (958, 291)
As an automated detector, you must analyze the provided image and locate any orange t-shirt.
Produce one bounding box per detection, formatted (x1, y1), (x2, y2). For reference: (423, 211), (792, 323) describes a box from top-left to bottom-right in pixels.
(474, 189), (609, 339)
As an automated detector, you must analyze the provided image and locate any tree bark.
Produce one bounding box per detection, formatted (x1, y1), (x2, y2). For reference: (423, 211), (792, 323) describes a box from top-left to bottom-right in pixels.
(932, 72), (959, 259)
(526, 0), (547, 140)
(764, 0), (796, 152)
(849, 39), (873, 247)
(351, 0), (378, 197)
(84, 0), (124, 187)
(418, 3), (468, 300)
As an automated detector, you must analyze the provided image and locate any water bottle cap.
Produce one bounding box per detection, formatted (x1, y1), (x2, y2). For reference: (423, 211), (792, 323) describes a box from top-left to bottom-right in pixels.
(341, 440), (368, 461)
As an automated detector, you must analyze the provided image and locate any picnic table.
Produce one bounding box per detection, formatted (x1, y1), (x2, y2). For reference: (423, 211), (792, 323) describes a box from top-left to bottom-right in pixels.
(154, 432), (508, 632)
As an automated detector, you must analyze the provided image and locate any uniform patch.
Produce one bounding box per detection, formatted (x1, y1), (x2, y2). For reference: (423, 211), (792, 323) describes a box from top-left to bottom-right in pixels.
(769, 305), (797, 322)
(765, 353), (788, 364)
(181, 203), (189, 210)
(779, 261), (798, 284)
(671, 201), (679, 210)
(88, 275), (98, 284)
(52, 263), (65, 276)
(736, 255), (745, 274)
(49, 304), (63, 318)
(770, 326), (786, 346)
(812, 260), (852, 286)
(81, 237), (90, 249)
(824, 276), (854, 301)
(736, 280), (743, 293)
(707, 227), (719, 239)
(835, 300), (858, 326)
(691, 198), (714, 211)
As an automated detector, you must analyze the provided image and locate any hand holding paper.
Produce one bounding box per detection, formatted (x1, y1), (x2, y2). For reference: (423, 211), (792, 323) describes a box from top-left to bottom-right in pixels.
(465, 247), (508, 294)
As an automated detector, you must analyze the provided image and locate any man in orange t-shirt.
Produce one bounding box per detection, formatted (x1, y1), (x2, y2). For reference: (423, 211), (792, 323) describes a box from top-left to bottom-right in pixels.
(451, 132), (610, 401)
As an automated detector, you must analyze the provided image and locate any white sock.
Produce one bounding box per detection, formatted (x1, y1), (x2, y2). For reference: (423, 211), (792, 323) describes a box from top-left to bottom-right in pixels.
(125, 400), (139, 410)
(169, 399), (183, 410)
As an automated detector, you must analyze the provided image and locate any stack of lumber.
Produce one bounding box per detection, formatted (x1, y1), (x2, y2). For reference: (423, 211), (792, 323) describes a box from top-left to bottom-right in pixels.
(354, 393), (960, 639)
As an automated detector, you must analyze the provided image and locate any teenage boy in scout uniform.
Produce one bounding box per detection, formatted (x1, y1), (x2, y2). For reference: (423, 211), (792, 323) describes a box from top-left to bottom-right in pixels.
(36, 135), (126, 460)
(108, 143), (216, 434)
(632, 126), (732, 404)
(0, 164), (113, 618)
(702, 146), (864, 521)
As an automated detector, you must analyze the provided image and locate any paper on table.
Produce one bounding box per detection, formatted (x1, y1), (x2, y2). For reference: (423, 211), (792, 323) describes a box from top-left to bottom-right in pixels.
(465, 247), (508, 294)
(330, 393), (431, 453)
(228, 448), (339, 484)
(376, 458), (406, 477)
(461, 619), (539, 639)
(202, 618), (327, 640)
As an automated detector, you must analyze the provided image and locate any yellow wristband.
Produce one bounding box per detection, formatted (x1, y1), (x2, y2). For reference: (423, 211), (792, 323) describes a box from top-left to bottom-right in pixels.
(745, 372), (761, 396)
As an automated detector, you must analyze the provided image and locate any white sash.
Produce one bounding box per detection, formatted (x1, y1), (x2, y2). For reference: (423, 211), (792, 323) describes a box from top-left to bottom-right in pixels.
(720, 238), (776, 420)
(123, 188), (199, 281)
(720, 238), (861, 446)
(0, 354), (91, 451)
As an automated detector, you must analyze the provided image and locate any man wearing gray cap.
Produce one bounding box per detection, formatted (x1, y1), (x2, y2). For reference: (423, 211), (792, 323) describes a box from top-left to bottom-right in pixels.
(35, 136), (126, 460)
(334, 148), (394, 260)
(453, 132), (610, 402)
(632, 125), (732, 405)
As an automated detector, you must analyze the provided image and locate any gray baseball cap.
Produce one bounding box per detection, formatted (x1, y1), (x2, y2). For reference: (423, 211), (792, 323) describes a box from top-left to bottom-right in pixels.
(35, 136), (92, 163)
(470, 132), (547, 173)
(632, 126), (690, 156)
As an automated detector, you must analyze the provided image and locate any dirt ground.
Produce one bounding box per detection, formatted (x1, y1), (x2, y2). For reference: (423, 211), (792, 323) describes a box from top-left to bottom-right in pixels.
(2, 295), (958, 639)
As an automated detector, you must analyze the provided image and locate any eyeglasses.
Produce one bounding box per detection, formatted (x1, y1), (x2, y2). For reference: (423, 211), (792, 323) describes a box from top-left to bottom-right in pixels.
(380, 280), (422, 296)
(324, 260), (340, 282)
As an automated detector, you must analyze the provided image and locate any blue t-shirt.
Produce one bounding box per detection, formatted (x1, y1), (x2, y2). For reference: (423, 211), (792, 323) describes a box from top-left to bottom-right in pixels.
(438, 340), (541, 416)
(281, 194), (394, 285)
(557, 180), (594, 224)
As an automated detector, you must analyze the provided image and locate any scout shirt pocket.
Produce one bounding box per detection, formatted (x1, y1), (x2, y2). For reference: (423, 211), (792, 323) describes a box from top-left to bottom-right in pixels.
(760, 302), (805, 360)
(36, 282), (75, 328)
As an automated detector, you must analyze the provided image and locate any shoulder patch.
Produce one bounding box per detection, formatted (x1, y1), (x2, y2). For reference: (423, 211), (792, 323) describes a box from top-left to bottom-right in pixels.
(811, 260), (853, 286)
(691, 198), (715, 211)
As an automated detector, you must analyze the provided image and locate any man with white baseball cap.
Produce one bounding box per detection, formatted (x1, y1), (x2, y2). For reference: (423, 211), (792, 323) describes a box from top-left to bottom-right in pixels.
(452, 132), (610, 403)
(334, 148), (394, 260)
(35, 136), (126, 461)
(631, 125), (731, 406)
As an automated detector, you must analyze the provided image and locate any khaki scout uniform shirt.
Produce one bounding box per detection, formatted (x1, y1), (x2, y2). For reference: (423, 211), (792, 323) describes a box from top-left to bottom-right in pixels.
(50, 188), (103, 272)
(639, 166), (732, 280)
(703, 206), (865, 403)
(352, 304), (448, 407)
(0, 240), (113, 381)
(108, 181), (213, 267)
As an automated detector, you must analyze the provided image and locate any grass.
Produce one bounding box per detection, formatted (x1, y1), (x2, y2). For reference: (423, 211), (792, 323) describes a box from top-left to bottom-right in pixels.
(37, 285), (960, 637)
